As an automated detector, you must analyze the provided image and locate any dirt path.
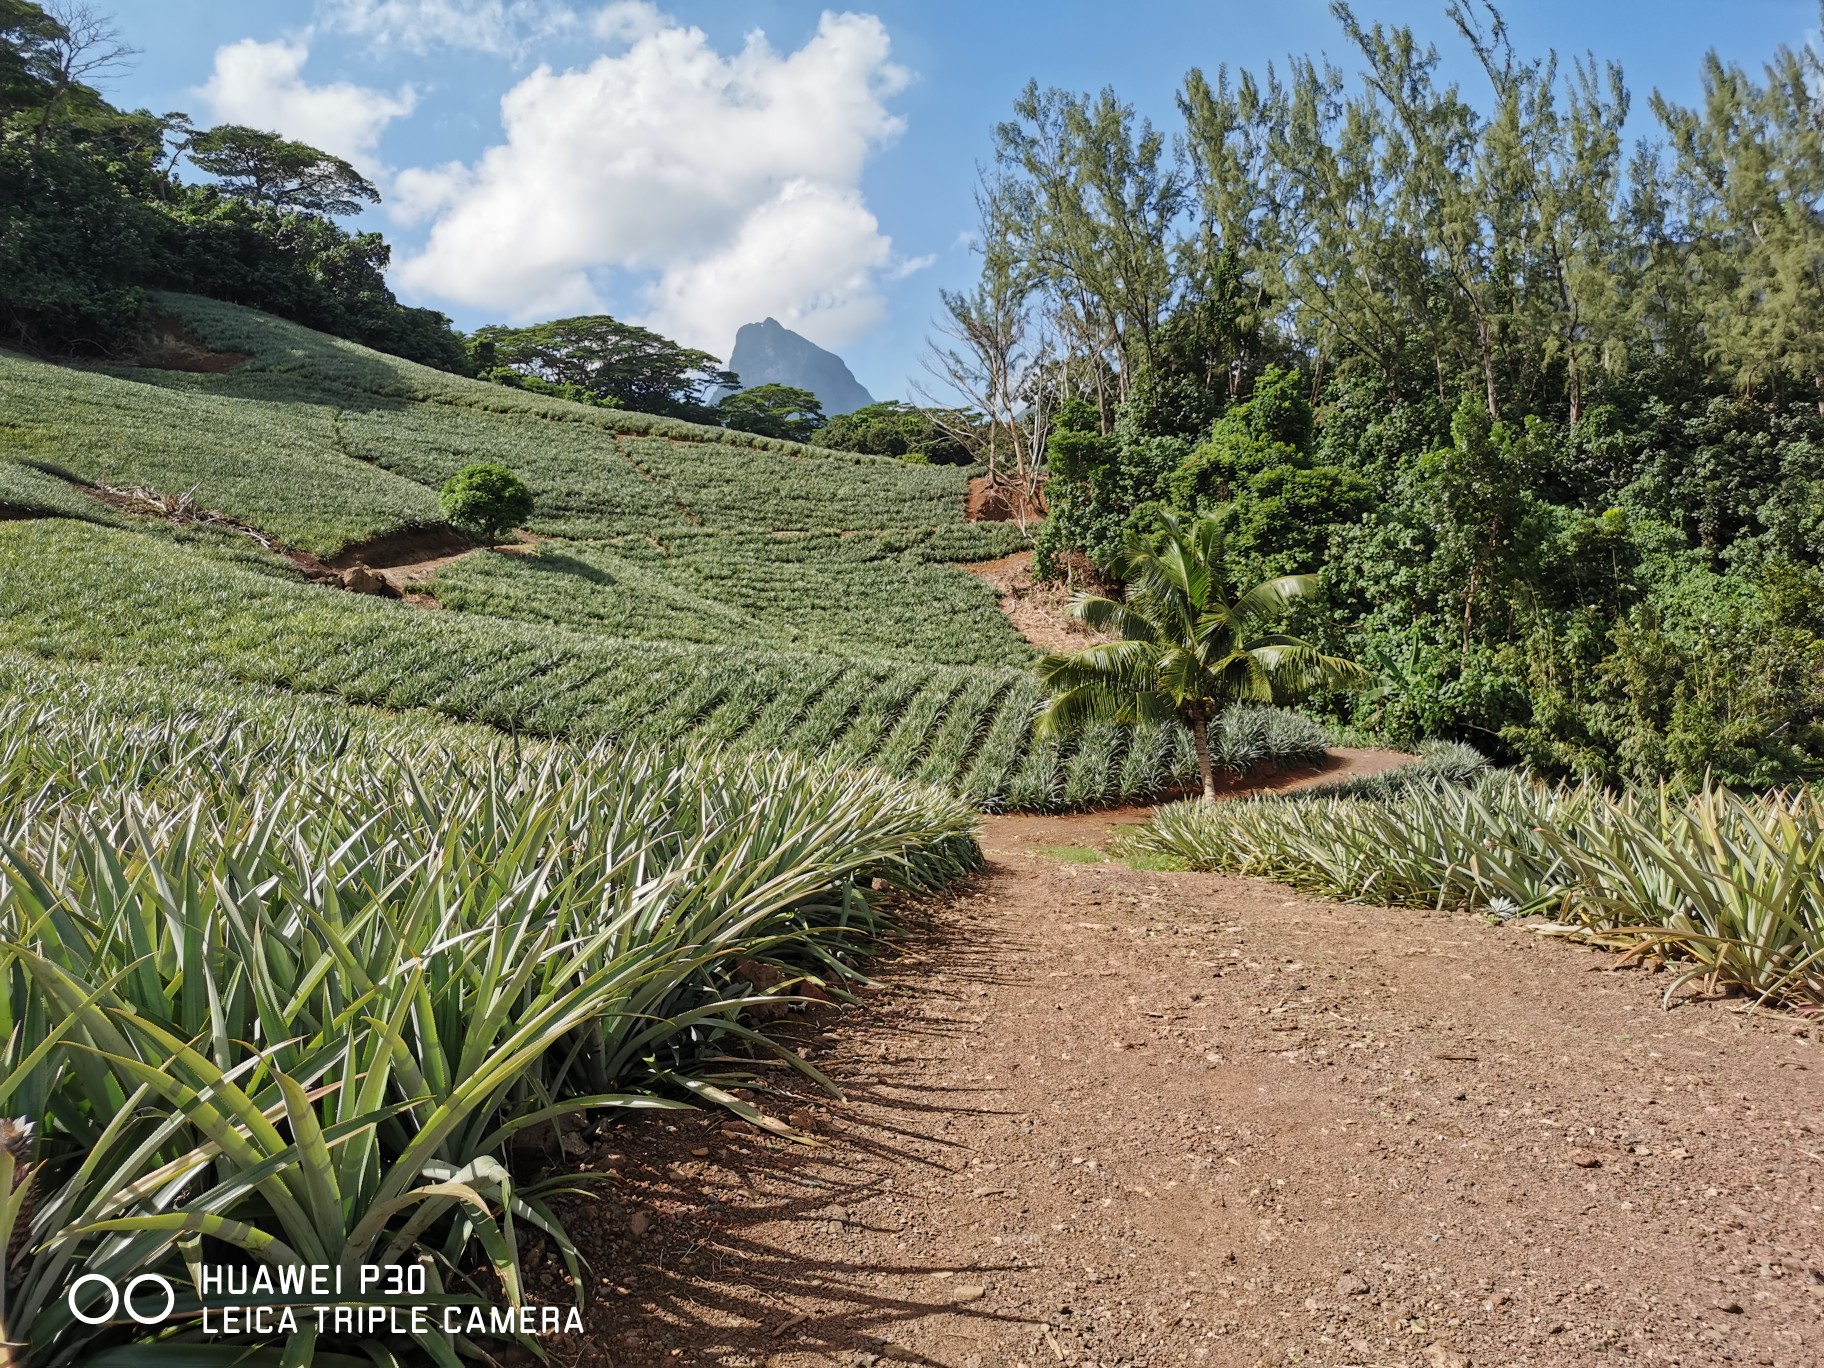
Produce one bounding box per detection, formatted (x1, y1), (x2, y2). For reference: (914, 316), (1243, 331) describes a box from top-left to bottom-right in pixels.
(962, 551), (1104, 654)
(549, 810), (1823, 1368)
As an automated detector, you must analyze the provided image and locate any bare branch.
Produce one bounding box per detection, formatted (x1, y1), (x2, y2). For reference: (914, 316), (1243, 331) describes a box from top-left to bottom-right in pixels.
(44, 1), (138, 87)
(31, 2), (139, 141)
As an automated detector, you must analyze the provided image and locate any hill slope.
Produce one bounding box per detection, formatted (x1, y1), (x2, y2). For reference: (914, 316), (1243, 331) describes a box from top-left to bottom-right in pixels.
(0, 297), (1310, 808)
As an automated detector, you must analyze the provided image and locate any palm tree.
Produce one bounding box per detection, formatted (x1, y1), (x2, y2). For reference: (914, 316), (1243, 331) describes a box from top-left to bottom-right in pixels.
(1035, 510), (1368, 800)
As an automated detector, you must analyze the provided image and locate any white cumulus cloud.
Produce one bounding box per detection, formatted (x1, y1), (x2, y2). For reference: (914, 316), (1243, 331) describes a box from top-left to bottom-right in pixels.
(644, 180), (892, 346)
(393, 5), (911, 353)
(197, 38), (415, 172)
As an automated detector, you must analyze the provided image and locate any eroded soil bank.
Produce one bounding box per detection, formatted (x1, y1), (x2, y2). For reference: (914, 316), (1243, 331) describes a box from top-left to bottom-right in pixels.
(533, 813), (1822, 1368)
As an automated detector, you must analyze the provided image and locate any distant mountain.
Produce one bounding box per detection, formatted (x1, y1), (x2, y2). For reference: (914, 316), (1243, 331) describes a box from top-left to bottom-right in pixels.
(724, 318), (875, 416)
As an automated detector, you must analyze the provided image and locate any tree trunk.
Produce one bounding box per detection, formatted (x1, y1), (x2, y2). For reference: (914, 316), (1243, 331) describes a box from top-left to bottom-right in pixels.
(1189, 707), (1217, 801)
(1477, 311), (1500, 422)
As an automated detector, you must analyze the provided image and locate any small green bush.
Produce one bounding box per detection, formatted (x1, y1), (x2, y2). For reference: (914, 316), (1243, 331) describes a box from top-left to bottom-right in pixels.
(440, 463), (533, 543)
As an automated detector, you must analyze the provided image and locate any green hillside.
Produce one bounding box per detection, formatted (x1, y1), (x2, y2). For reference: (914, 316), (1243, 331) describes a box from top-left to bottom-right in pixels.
(3, 294), (974, 553)
(0, 297), (1313, 808)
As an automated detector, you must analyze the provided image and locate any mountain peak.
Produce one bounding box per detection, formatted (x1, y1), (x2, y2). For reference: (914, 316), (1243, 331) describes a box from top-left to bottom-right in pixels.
(726, 319), (874, 416)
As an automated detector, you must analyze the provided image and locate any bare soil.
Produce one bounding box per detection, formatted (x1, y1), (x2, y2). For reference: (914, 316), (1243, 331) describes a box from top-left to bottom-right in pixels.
(318, 532), (536, 604)
(963, 551), (1113, 654)
(327, 526), (475, 571)
(134, 312), (253, 373)
(967, 477), (1046, 524)
(528, 802), (1824, 1368)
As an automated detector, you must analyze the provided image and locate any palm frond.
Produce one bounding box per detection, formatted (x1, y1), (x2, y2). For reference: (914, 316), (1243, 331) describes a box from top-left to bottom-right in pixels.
(1068, 594), (1160, 642)
(1155, 538), (1205, 609)
(1035, 639), (1162, 693)
(1035, 684), (1162, 739)
(1232, 575), (1318, 633)
(1250, 643), (1371, 698)
(1187, 515), (1229, 593)
(1154, 645), (1212, 707)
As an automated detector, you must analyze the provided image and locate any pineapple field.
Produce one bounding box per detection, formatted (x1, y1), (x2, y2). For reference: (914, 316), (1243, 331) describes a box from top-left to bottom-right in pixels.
(0, 663), (978, 1365)
(0, 296), (1329, 1366)
(0, 296), (1322, 812)
(7, 1), (1824, 1362)
(4, 295), (1820, 1368)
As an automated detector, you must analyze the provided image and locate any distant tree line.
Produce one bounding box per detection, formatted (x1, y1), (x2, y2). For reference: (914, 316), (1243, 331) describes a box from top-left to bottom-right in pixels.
(933, 0), (1824, 789)
(467, 314), (978, 454)
(467, 315), (737, 421)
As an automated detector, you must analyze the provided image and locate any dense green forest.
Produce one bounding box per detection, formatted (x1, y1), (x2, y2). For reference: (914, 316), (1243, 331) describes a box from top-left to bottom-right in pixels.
(0, 0), (475, 368)
(0, 0), (840, 430)
(944, 0), (1824, 789)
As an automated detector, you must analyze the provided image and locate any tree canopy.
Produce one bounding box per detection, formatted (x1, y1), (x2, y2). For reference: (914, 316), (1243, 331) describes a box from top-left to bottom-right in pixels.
(813, 401), (976, 465)
(440, 464), (534, 545)
(186, 125), (379, 217)
(0, 0), (466, 368)
(0, 0), (65, 118)
(941, 0), (1824, 789)
(716, 383), (826, 443)
(471, 316), (736, 421)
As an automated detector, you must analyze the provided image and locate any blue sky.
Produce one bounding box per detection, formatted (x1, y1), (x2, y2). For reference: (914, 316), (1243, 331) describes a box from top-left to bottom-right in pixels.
(105, 0), (1818, 401)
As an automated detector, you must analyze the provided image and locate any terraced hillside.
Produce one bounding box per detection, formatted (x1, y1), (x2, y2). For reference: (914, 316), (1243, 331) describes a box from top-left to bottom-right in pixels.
(0, 297), (1317, 808)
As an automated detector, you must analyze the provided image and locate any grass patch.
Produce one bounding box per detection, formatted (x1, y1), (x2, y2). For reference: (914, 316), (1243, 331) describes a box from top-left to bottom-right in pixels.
(1121, 849), (1189, 873)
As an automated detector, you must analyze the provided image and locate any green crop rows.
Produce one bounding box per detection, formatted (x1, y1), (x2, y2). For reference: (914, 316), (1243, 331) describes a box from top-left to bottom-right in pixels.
(0, 660), (978, 1364)
(3, 295), (972, 555)
(0, 519), (1034, 797)
(0, 351), (443, 556)
(156, 293), (834, 451)
(0, 451), (121, 525)
(429, 529), (1035, 667)
(1, 297), (1335, 811)
(152, 293), (973, 540)
(0, 521), (1324, 809)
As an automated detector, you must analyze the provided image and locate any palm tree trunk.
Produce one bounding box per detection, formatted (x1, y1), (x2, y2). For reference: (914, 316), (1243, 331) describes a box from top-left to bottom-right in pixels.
(1189, 707), (1217, 801)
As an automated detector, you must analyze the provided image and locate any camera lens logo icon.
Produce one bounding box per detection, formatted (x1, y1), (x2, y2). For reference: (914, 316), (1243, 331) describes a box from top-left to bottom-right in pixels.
(67, 1273), (176, 1326)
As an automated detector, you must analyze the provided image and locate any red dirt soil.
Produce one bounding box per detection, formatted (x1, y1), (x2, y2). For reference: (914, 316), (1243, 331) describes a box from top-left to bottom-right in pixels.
(967, 476), (1046, 524)
(327, 526), (474, 571)
(516, 790), (1823, 1368)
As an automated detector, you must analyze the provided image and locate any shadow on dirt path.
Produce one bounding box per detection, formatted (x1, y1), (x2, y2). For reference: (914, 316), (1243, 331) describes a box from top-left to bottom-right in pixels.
(541, 796), (1822, 1368)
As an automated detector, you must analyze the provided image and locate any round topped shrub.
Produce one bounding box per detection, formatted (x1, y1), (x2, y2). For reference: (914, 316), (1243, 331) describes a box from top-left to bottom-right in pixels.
(440, 464), (533, 544)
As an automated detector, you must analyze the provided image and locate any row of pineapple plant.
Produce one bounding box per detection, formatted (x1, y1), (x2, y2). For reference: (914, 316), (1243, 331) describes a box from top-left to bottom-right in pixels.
(1125, 770), (1824, 1008)
(0, 683), (978, 1366)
